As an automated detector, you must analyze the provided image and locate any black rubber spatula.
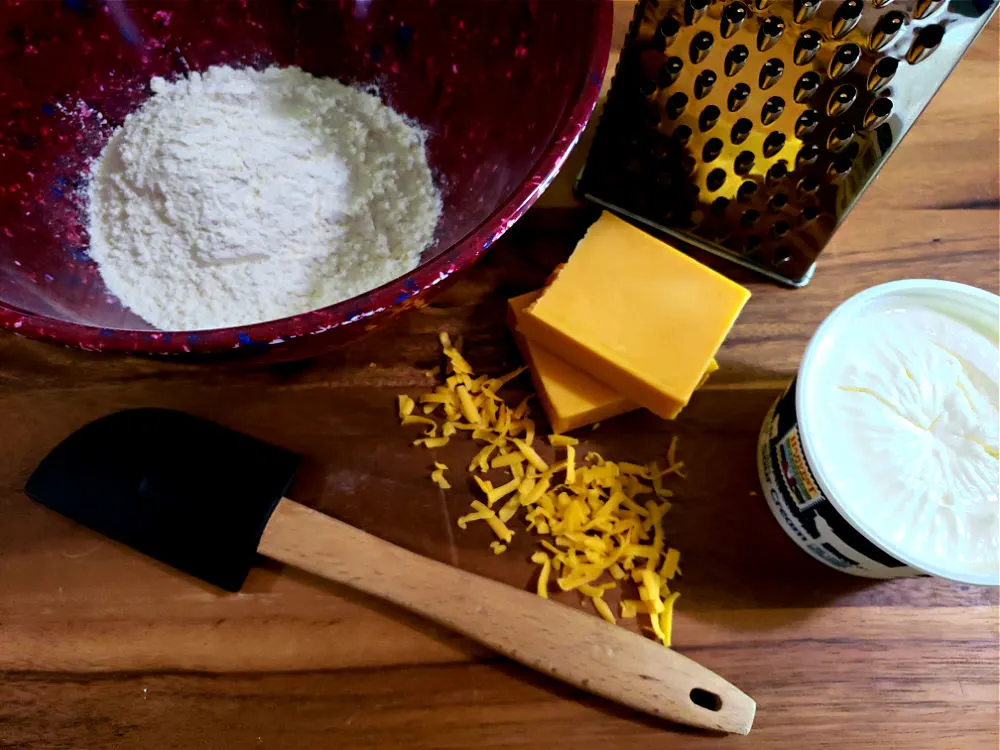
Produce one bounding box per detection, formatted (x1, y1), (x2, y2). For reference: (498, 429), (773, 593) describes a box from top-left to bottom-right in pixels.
(25, 408), (755, 735)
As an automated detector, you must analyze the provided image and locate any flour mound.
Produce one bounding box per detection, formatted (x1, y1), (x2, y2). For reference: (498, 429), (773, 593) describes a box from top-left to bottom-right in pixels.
(86, 65), (441, 330)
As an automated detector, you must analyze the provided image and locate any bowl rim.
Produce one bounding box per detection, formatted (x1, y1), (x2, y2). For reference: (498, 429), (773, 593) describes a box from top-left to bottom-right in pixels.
(0, 0), (614, 356)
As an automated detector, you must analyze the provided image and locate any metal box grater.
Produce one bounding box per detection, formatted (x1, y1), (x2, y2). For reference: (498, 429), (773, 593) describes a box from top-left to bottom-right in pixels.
(577, 0), (997, 286)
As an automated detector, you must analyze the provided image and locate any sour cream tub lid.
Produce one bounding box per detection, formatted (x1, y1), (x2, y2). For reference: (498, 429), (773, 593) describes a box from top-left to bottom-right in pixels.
(795, 280), (1000, 586)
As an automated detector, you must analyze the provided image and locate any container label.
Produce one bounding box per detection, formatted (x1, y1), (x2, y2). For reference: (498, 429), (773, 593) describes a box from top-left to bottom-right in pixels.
(776, 427), (824, 510)
(757, 378), (924, 579)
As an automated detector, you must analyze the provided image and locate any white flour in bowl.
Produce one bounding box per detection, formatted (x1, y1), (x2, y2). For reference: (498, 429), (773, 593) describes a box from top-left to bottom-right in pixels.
(86, 65), (441, 331)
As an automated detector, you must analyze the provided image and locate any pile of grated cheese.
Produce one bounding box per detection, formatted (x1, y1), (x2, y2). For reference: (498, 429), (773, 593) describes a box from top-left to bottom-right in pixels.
(398, 333), (685, 647)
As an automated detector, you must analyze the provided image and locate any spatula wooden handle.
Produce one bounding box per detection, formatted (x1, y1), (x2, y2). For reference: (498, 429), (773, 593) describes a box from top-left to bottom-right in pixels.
(258, 498), (755, 735)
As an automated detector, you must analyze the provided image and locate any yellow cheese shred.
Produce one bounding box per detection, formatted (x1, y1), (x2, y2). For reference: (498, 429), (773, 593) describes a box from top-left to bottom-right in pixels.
(461, 499), (514, 542)
(498, 495), (521, 524)
(512, 437), (548, 472)
(456, 384), (481, 424)
(430, 462), (451, 490)
(531, 551), (551, 598)
(660, 547), (681, 580)
(659, 591), (680, 647)
(620, 600), (643, 619)
(413, 436), (449, 448)
(397, 332), (687, 648)
(548, 434), (579, 447)
(398, 394), (415, 419)
(592, 595), (616, 624)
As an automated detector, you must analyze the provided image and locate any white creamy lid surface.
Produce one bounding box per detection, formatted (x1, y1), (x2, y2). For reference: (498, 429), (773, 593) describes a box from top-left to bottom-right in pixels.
(798, 281), (999, 586)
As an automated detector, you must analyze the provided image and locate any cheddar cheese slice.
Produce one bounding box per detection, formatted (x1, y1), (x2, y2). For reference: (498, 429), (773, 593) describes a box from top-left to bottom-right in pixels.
(509, 292), (720, 431)
(519, 212), (749, 419)
(508, 292), (634, 433)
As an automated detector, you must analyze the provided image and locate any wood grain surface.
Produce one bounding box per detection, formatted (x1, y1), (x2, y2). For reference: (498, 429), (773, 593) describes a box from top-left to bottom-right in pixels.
(1, 5), (997, 749)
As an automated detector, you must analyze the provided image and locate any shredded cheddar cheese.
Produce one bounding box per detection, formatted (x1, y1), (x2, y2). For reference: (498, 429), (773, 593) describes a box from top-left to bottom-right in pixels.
(592, 594), (616, 624)
(398, 395), (415, 419)
(430, 462), (451, 490)
(397, 332), (686, 648)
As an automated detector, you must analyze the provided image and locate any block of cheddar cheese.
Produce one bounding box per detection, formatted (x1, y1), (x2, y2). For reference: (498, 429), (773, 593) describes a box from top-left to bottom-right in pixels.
(508, 292), (634, 433)
(518, 212), (749, 420)
(509, 292), (721, 431)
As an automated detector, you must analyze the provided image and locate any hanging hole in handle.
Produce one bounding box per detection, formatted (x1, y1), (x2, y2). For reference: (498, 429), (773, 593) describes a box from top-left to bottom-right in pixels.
(690, 688), (723, 711)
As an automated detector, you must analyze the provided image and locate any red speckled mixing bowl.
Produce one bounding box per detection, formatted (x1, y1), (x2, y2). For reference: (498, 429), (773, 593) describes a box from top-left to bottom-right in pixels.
(0, 0), (611, 358)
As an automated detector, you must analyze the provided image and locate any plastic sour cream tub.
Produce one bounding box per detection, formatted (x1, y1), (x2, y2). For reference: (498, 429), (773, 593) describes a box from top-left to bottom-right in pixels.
(758, 280), (999, 585)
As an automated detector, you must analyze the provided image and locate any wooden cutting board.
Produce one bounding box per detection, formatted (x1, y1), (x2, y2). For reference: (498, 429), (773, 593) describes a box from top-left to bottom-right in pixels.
(0, 6), (996, 749)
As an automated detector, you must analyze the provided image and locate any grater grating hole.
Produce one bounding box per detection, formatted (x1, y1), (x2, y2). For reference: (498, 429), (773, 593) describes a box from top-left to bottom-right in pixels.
(703, 137), (724, 161)
(666, 91), (689, 119)
(802, 204), (820, 222)
(795, 108), (820, 137)
(914, 0), (942, 21)
(795, 71), (822, 103)
(871, 11), (905, 52)
(769, 193), (789, 212)
(794, 29), (822, 65)
(797, 142), (821, 169)
(763, 130), (786, 158)
(660, 56), (685, 88)
(655, 16), (681, 50)
(706, 168), (728, 191)
(828, 145), (858, 178)
(757, 16), (785, 52)
(766, 162), (788, 184)
(721, 1), (749, 38)
(772, 220), (791, 237)
(828, 122), (856, 153)
(672, 124), (693, 146)
(740, 208), (760, 227)
(685, 0), (710, 26)
(711, 196), (731, 216)
(832, 0), (863, 39)
(793, 0), (821, 25)
(828, 83), (858, 116)
(695, 69), (718, 99)
(737, 180), (758, 201)
(798, 174), (821, 193)
(868, 56), (899, 92)
(725, 44), (750, 76)
(699, 104), (721, 131)
(731, 117), (753, 144)
(831, 43), (861, 79)
(907, 24), (945, 64)
(690, 30), (714, 63)
(761, 96), (785, 125)
(864, 97), (894, 129)
(734, 150), (756, 175)
(759, 58), (785, 90)
(728, 82), (752, 112)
